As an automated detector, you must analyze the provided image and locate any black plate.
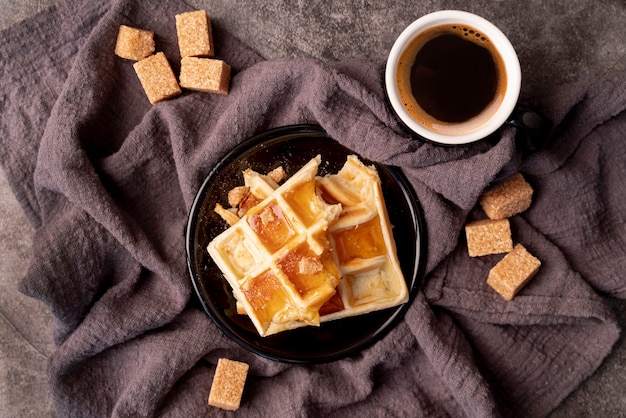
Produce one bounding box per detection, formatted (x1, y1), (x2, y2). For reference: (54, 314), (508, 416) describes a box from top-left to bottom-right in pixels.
(185, 125), (425, 363)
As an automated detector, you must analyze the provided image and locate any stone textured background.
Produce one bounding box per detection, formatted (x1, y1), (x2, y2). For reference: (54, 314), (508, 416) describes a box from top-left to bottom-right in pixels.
(1, 1), (625, 416)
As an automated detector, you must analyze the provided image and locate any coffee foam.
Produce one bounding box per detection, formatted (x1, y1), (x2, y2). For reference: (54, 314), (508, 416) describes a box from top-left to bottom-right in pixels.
(395, 24), (507, 135)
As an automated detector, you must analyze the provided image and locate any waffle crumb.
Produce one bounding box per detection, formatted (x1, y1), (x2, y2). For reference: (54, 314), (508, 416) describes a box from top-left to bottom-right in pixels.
(267, 166), (286, 183)
(114, 25), (155, 61)
(479, 172), (533, 220)
(175, 10), (214, 57)
(487, 244), (541, 300)
(298, 256), (323, 275)
(133, 52), (181, 104)
(214, 203), (240, 226)
(465, 219), (513, 257)
(179, 57), (231, 94)
(208, 358), (249, 411)
(228, 186), (250, 208)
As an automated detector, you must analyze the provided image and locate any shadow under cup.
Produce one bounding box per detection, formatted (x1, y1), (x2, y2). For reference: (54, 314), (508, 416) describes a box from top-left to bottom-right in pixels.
(385, 11), (522, 145)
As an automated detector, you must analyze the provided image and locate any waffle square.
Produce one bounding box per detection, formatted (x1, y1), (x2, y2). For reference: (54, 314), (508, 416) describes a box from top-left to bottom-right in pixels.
(317, 156), (408, 321)
(208, 156), (342, 336)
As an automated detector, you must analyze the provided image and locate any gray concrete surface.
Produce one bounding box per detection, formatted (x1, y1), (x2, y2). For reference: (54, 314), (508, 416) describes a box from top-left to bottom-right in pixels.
(1, 1), (625, 417)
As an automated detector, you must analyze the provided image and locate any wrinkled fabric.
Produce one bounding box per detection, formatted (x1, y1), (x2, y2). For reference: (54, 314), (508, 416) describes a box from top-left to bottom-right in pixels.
(1, 0), (624, 416)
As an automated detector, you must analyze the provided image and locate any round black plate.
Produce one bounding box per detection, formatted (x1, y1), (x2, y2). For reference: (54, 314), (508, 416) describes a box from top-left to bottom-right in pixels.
(186, 125), (425, 363)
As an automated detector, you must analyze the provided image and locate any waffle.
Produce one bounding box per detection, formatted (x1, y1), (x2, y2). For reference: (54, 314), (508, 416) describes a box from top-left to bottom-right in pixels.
(207, 155), (408, 337)
(317, 155), (408, 322)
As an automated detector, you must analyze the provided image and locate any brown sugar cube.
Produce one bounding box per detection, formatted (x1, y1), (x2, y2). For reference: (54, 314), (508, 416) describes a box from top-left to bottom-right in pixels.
(465, 219), (513, 257)
(179, 57), (231, 94)
(114, 25), (155, 61)
(208, 358), (249, 411)
(479, 172), (534, 220)
(175, 10), (214, 57)
(487, 244), (541, 300)
(133, 52), (182, 104)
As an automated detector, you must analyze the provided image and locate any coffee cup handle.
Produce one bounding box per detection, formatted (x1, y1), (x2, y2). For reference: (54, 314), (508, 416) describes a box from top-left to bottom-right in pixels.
(486, 106), (552, 189)
(505, 105), (552, 153)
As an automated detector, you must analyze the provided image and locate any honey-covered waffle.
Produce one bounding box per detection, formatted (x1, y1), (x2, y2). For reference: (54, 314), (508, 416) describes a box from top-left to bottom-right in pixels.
(208, 156), (343, 336)
(317, 155), (408, 321)
(208, 155), (408, 337)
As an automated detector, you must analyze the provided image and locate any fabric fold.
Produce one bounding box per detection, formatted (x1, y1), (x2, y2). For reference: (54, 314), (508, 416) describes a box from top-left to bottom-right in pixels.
(1, 0), (624, 417)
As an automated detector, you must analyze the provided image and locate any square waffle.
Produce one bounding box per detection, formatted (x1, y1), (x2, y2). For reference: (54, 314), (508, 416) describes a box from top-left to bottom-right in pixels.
(317, 155), (408, 322)
(208, 156), (343, 336)
(208, 155), (408, 337)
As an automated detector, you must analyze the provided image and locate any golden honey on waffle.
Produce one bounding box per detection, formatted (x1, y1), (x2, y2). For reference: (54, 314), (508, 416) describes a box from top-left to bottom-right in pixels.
(208, 155), (408, 337)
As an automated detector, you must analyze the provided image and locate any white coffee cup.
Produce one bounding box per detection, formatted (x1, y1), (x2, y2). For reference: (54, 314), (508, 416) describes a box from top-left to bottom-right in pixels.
(385, 10), (522, 145)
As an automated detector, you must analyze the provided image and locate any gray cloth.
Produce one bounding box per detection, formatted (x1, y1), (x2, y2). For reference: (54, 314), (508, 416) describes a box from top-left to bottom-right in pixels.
(1, 0), (624, 416)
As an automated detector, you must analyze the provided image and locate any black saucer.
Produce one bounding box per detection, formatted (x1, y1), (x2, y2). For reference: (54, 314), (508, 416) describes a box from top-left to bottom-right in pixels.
(185, 125), (425, 363)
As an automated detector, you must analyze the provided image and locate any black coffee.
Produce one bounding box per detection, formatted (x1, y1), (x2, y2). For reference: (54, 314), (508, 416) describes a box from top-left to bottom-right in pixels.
(411, 33), (497, 123)
(395, 24), (507, 132)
